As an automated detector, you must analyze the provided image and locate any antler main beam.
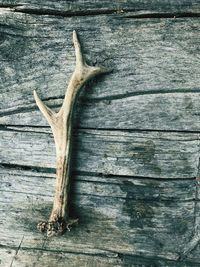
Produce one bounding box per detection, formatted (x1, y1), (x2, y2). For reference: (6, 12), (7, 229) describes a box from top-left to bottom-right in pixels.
(34, 31), (110, 237)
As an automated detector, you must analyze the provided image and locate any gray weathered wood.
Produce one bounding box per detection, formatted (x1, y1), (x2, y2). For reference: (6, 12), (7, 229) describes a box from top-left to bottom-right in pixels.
(0, 11), (200, 131)
(0, 248), (16, 267)
(0, 166), (197, 200)
(0, 176), (197, 261)
(1, 0), (200, 14)
(2, 246), (200, 267)
(0, 127), (199, 179)
(1, 3), (200, 266)
(10, 249), (122, 267)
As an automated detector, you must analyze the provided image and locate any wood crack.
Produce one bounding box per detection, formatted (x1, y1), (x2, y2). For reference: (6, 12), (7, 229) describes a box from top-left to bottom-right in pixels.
(9, 235), (24, 267)
(0, 162), (197, 181)
(124, 12), (200, 19)
(2, 243), (119, 258)
(0, 162), (55, 174)
(1, 6), (200, 19)
(2, 124), (200, 135)
(89, 88), (200, 103)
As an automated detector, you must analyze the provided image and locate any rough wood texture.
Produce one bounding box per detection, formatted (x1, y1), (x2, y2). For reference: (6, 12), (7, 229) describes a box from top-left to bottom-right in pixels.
(0, 11), (200, 131)
(1, 2), (200, 266)
(0, 167), (197, 260)
(1, 0), (200, 14)
(0, 128), (199, 179)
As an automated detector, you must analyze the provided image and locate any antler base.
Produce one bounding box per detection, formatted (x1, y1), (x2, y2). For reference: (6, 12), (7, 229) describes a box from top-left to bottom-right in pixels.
(37, 218), (78, 237)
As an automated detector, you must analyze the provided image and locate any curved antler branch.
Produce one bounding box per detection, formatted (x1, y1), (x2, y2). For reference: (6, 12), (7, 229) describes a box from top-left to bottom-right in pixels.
(34, 31), (111, 237)
(33, 90), (56, 128)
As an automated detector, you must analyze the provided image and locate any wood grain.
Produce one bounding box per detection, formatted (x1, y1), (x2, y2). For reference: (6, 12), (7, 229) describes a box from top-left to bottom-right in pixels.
(1, 127), (199, 179)
(0, 11), (200, 131)
(1, 0), (200, 14)
(0, 170), (197, 261)
(1, 5), (200, 266)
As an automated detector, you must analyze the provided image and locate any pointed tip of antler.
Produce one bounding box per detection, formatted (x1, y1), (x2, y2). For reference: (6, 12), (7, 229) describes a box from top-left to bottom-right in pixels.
(90, 65), (113, 77)
(33, 89), (38, 101)
(98, 66), (113, 74)
(72, 30), (112, 76)
(33, 90), (55, 127)
(33, 89), (41, 107)
(72, 30), (77, 41)
(72, 29), (84, 67)
(33, 90), (41, 107)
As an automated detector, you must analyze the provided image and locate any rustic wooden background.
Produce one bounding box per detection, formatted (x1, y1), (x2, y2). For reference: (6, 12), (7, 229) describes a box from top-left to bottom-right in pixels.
(1, 1), (200, 266)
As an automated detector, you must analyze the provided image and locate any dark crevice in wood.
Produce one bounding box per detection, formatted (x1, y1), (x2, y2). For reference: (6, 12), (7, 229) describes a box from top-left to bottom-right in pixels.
(0, 4), (21, 8)
(9, 235), (24, 267)
(1, 6), (135, 17)
(0, 125), (49, 135)
(0, 162), (55, 174)
(0, 125), (51, 134)
(0, 243), (119, 259)
(0, 125), (50, 130)
(0, 162), (196, 182)
(89, 88), (200, 103)
(1, 124), (200, 135)
(1, 6), (199, 19)
(41, 95), (64, 102)
(0, 97), (63, 120)
(79, 127), (200, 135)
(2, 88), (200, 122)
(75, 170), (196, 182)
(124, 12), (200, 19)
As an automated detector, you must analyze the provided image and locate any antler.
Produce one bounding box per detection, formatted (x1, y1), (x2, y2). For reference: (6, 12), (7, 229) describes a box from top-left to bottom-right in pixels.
(34, 31), (110, 237)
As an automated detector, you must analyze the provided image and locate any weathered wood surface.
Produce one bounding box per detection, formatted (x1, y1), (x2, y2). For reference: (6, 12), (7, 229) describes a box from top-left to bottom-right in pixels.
(1, 3), (200, 266)
(0, 167), (198, 261)
(0, 11), (200, 131)
(1, 0), (200, 14)
(1, 128), (200, 179)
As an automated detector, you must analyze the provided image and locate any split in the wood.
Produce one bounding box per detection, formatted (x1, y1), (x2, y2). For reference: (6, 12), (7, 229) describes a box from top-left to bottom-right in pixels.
(34, 30), (111, 237)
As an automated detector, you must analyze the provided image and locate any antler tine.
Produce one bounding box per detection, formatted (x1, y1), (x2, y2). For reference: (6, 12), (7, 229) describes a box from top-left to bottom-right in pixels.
(73, 30), (84, 68)
(33, 90), (55, 128)
(61, 30), (111, 115)
(34, 31), (111, 237)
(73, 30), (110, 73)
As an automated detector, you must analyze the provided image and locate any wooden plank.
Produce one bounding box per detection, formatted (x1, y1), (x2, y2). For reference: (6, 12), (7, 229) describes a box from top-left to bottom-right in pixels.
(0, 166), (197, 262)
(0, 166), (196, 201)
(2, 247), (200, 267)
(10, 249), (122, 267)
(1, 0), (200, 14)
(4, 92), (200, 131)
(0, 11), (200, 130)
(0, 128), (199, 179)
(0, 165), (197, 262)
(10, 249), (200, 267)
(0, 5), (199, 267)
(0, 187), (196, 261)
(120, 254), (200, 267)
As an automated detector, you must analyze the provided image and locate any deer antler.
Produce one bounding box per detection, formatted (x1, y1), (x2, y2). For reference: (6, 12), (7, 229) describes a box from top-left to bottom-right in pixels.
(34, 31), (110, 237)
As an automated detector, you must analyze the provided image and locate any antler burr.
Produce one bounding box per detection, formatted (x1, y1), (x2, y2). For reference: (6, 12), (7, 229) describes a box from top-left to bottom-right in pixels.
(34, 31), (110, 237)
